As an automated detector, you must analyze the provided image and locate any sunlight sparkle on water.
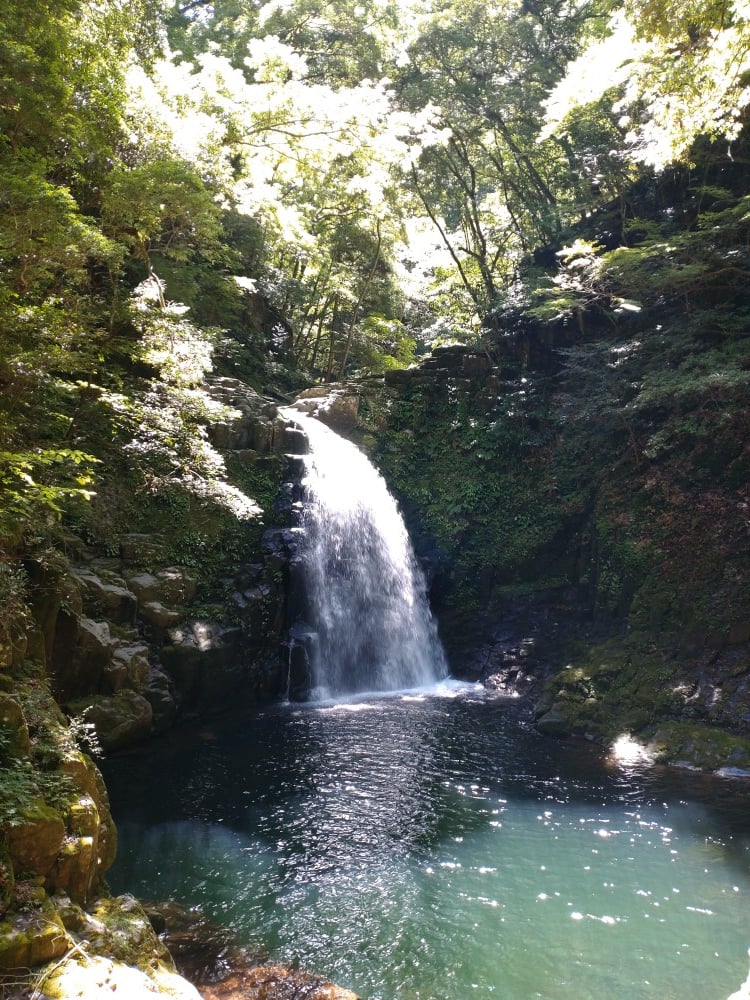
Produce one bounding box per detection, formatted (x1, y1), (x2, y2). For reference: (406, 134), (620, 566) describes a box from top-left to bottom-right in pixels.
(104, 694), (750, 1000)
(610, 733), (656, 765)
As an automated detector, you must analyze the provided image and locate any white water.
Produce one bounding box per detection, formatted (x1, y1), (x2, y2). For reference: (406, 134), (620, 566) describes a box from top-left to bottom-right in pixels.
(282, 408), (448, 699)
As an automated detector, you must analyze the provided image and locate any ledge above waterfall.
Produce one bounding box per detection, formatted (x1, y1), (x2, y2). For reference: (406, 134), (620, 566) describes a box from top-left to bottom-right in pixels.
(285, 386), (360, 432)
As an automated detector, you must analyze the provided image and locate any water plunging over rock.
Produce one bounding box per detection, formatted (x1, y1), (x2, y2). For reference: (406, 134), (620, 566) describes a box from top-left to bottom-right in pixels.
(281, 407), (448, 699)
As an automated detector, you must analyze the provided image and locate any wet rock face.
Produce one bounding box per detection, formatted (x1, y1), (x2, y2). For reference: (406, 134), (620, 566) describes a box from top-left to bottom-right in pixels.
(159, 621), (250, 714)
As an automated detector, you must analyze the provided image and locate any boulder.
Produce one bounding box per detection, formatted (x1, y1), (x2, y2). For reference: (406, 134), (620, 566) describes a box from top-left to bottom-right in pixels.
(289, 388), (360, 432)
(4, 800), (65, 879)
(139, 601), (184, 632)
(156, 567), (198, 605)
(66, 618), (115, 696)
(83, 894), (174, 969)
(69, 692), (153, 753)
(70, 568), (137, 625)
(126, 571), (162, 604)
(0, 907), (70, 971)
(39, 894), (200, 997)
(103, 642), (151, 693)
(0, 693), (31, 759)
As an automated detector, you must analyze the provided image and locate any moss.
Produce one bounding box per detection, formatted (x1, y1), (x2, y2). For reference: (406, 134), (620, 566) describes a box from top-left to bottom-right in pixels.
(84, 894), (174, 972)
(647, 722), (750, 772)
(0, 901), (69, 970)
(534, 638), (679, 740)
(372, 373), (582, 627)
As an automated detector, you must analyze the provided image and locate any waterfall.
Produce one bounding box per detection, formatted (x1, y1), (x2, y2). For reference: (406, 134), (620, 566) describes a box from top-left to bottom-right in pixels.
(281, 408), (448, 699)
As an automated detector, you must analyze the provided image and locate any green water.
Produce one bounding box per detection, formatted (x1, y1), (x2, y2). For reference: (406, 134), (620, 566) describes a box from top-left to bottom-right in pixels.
(103, 685), (750, 999)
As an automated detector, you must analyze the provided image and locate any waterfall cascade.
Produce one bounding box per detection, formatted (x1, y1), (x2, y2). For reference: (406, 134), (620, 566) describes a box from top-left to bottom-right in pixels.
(281, 407), (448, 699)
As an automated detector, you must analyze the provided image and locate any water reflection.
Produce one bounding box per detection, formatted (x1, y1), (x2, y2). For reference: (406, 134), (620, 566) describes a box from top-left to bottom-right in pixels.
(104, 692), (750, 999)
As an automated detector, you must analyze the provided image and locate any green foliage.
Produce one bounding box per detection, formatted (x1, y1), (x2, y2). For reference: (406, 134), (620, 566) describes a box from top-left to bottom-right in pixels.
(0, 758), (70, 829)
(101, 160), (223, 266)
(0, 561), (29, 636)
(376, 374), (574, 616)
(396, 0), (613, 327)
(0, 450), (98, 545)
(544, 0), (750, 168)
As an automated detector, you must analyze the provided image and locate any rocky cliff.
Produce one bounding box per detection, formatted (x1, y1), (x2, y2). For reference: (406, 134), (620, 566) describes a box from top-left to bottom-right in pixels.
(0, 381), (303, 995)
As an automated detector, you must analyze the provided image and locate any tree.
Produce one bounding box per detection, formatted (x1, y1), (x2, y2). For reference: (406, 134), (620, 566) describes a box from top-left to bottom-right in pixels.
(544, 0), (750, 168)
(394, 0), (609, 327)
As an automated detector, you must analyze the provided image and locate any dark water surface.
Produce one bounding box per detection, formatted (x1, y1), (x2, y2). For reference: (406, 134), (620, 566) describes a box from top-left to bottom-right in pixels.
(102, 685), (750, 999)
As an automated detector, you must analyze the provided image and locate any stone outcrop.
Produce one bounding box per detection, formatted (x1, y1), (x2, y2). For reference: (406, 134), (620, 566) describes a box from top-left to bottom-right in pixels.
(35, 540), (288, 751)
(69, 690), (154, 753)
(31, 894), (202, 999)
(290, 386), (361, 432)
(213, 964), (361, 1000)
(206, 376), (289, 454)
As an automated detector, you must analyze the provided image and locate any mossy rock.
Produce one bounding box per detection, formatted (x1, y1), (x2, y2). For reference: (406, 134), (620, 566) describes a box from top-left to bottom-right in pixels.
(647, 722), (750, 772)
(83, 894), (175, 971)
(0, 693), (31, 759)
(48, 797), (101, 905)
(0, 905), (69, 970)
(4, 799), (65, 879)
(67, 691), (153, 753)
(36, 953), (202, 999)
(534, 638), (678, 740)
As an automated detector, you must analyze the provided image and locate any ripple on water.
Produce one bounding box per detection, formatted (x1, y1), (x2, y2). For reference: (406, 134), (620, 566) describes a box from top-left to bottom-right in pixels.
(103, 692), (750, 1000)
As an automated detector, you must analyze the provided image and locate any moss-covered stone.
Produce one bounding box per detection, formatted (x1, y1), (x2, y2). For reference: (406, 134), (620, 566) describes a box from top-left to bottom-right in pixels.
(646, 722), (750, 772)
(0, 693), (31, 759)
(67, 691), (153, 753)
(37, 953), (202, 999)
(0, 904), (70, 970)
(48, 796), (101, 905)
(83, 894), (175, 971)
(534, 637), (679, 737)
(4, 799), (65, 879)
